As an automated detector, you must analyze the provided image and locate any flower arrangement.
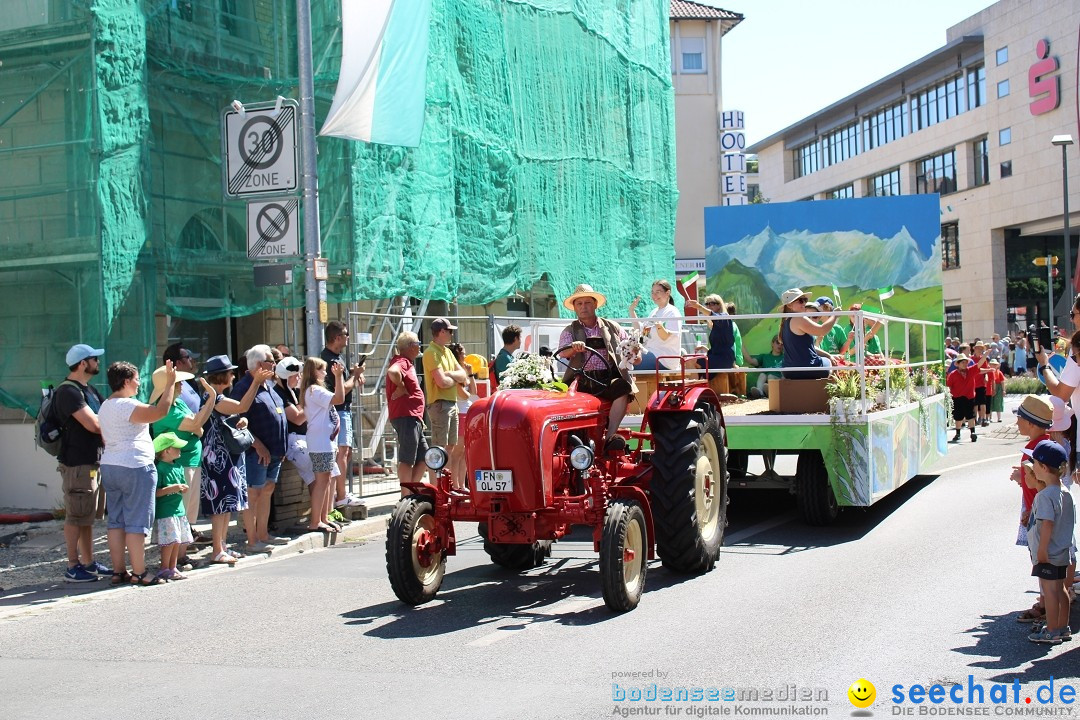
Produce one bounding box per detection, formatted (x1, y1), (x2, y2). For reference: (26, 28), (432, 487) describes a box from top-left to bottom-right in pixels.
(499, 351), (568, 391)
(616, 334), (643, 372)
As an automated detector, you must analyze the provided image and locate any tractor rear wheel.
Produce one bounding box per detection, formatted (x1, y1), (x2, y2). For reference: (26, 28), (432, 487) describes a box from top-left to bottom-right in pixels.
(599, 500), (647, 612)
(649, 402), (727, 573)
(385, 496), (445, 605)
(478, 523), (552, 570)
(795, 450), (839, 526)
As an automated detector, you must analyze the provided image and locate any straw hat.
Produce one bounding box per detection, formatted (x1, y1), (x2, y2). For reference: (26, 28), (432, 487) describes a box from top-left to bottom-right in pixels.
(149, 365), (195, 402)
(563, 283), (607, 310)
(1014, 395), (1053, 429)
(780, 288), (809, 306)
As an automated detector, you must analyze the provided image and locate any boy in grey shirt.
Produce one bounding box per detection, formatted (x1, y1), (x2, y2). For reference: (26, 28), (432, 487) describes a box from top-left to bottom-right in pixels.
(1024, 440), (1076, 644)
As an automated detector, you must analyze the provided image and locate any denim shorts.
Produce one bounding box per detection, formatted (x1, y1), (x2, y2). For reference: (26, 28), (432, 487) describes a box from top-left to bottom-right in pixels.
(100, 463), (157, 535)
(337, 409), (354, 448)
(244, 453), (283, 488)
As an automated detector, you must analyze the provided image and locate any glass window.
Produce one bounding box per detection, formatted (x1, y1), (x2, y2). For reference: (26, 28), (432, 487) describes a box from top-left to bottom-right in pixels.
(999, 127), (1011, 145)
(911, 67), (978, 131)
(942, 223), (960, 270)
(973, 138), (989, 187)
(967, 66), (985, 109)
(997, 79), (1010, 98)
(916, 149), (957, 195)
(1000, 160), (1012, 178)
(681, 37), (705, 73)
(996, 47), (1008, 65)
(868, 168), (901, 197)
(826, 184), (854, 200)
(945, 305), (963, 338)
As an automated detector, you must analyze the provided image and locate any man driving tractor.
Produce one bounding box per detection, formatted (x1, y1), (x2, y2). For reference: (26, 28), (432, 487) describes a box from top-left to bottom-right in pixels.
(557, 284), (639, 452)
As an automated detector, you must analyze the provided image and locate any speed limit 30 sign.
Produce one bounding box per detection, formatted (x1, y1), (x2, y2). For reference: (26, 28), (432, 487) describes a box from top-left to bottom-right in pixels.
(222, 99), (299, 199)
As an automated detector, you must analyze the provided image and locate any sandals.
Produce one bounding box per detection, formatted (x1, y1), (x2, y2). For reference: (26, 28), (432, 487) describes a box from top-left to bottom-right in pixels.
(210, 551), (238, 565)
(167, 569), (187, 581)
(1017, 607), (1045, 623)
(110, 570), (131, 586)
(129, 570), (161, 586)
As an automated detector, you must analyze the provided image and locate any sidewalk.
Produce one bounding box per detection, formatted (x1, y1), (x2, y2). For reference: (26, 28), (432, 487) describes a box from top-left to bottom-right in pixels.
(0, 491), (401, 611)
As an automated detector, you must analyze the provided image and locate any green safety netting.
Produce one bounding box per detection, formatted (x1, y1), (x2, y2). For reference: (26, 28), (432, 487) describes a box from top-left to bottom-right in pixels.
(0, 0), (676, 414)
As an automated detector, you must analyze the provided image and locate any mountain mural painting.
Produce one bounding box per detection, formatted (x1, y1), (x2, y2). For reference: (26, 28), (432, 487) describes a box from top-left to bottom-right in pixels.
(703, 195), (944, 360)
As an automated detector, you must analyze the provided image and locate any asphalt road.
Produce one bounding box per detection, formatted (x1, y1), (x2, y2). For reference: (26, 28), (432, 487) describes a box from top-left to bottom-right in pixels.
(1, 417), (1077, 719)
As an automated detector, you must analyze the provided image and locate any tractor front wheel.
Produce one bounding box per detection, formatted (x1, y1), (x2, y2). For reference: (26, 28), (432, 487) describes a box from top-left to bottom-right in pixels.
(649, 402), (728, 572)
(386, 496), (445, 605)
(795, 450), (839, 526)
(478, 523), (552, 570)
(599, 500), (647, 612)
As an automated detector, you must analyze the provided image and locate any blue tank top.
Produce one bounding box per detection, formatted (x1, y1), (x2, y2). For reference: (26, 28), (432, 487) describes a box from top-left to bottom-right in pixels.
(781, 318), (827, 380)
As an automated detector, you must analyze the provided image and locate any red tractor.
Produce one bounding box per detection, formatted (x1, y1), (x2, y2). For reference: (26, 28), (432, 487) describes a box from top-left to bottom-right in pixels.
(385, 347), (728, 611)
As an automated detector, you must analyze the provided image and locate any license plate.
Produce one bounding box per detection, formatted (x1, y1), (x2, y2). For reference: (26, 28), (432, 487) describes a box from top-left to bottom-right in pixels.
(475, 470), (513, 492)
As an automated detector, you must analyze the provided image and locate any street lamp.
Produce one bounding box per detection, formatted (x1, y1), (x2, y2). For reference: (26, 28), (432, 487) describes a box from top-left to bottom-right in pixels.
(1052, 134), (1073, 327)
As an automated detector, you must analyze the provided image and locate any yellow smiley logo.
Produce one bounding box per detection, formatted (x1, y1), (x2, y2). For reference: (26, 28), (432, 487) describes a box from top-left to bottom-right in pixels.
(848, 678), (876, 708)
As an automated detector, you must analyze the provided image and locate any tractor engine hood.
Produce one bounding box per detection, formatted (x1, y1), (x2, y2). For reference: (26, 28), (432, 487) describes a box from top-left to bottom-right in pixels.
(462, 389), (602, 508)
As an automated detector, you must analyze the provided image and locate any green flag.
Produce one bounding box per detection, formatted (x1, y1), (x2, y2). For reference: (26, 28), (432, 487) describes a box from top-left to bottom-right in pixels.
(878, 286), (894, 301)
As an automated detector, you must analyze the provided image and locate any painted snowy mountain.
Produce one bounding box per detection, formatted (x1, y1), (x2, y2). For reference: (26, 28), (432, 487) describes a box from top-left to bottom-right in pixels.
(705, 225), (941, 292)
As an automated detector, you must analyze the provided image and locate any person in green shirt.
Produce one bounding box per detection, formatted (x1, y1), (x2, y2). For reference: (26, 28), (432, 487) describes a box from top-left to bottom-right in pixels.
(153, 432), (191, 582)
(727, 302), (747, 397)
(493, 324), (522, 384)
(746, 334), (785, 398)
(840, 303), (884, 360)
(815, 297), (849, 355)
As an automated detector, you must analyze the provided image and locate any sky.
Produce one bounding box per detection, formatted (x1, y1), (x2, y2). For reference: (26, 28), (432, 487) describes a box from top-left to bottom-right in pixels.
(711, 0), (998, 146)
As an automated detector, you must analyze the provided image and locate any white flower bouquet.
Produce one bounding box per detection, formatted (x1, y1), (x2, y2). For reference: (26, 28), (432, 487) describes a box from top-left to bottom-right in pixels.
(499, 351), (568, 391)
(616, 334), (642, 371)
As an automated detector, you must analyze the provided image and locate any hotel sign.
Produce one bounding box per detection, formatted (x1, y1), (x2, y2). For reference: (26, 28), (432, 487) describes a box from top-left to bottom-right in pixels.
(1028, 39), (1060, 116)
(720, 110), (748, 206)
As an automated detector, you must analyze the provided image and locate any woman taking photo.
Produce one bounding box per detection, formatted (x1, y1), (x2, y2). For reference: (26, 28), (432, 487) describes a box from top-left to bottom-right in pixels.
(199, 354), (273, 564)
(300, 357), (345, 534)
(778, 288), (838, 381)
(98, 361), (178, 585)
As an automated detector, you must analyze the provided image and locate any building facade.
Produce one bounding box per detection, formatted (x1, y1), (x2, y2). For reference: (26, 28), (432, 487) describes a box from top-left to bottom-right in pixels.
(669, 0), (743, 269)
(749, 0), (1079, 341)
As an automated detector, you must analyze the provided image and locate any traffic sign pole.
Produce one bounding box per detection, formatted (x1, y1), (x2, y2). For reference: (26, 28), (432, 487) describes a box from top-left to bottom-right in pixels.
(296, 0), (324, 356)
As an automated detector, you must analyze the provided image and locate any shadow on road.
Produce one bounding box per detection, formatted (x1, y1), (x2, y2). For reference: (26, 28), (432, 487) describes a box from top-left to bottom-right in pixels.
(955, 600), (1080, 681)
(343, 529), (712, 638)
(721, 475), (938, 554)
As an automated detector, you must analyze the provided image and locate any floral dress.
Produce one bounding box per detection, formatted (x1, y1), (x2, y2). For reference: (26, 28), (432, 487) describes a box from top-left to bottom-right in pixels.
(200, 393), (248, 515)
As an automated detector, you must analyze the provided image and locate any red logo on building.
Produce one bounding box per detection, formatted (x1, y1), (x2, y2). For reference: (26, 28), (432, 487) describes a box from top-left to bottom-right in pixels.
(1028, 39), (1060, 116)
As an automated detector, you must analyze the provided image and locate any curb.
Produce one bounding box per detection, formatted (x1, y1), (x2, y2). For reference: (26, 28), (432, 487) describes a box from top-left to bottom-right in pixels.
(254, 503), (395, 562)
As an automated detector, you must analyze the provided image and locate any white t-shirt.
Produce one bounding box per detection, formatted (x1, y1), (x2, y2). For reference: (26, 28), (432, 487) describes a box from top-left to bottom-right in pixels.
(304, 385), (336, 453)
(646, 303), (683, 370)
(98, 397), (154, 468)
(1056, 356), (1080, 409)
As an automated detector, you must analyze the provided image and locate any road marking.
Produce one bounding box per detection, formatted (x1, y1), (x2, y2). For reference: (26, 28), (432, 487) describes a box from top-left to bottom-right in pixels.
(467, 625), (528, 646)
(937, 454), (1016, 473)
(531, 596), (594, 616)
(723, 511), (798, 545)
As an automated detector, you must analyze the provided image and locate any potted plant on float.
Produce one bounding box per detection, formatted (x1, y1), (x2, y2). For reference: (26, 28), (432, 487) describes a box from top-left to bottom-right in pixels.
(826, 371), (862, 421)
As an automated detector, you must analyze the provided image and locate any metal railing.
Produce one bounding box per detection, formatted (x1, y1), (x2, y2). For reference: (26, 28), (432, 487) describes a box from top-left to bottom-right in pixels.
(342, 308), (943, 497)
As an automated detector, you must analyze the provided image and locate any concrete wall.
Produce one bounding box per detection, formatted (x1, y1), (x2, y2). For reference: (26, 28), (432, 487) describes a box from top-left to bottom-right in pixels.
(671, 19), (724, 266)
(0, 424), (63, 510)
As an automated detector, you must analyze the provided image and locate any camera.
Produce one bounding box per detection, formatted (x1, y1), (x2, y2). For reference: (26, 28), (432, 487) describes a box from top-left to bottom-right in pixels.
(1027, 326), (1052, 354)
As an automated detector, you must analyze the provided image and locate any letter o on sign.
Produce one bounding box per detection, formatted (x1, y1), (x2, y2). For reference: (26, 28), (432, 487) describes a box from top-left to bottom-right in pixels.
(720, 132), (746, 151)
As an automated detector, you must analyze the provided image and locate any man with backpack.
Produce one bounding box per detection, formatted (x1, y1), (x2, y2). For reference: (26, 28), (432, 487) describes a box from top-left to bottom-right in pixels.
(54, 343), (109, 582)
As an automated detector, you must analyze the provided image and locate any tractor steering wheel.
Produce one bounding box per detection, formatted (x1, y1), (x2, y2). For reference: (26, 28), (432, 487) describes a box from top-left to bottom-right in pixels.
(553, 343), (619, 392)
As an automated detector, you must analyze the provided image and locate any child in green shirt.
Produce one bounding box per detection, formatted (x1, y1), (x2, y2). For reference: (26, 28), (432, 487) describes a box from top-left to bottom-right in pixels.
(153, 432), (192, 582)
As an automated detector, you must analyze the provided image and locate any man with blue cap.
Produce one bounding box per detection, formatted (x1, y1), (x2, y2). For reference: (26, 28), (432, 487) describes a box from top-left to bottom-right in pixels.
(56, 343), (110, 582)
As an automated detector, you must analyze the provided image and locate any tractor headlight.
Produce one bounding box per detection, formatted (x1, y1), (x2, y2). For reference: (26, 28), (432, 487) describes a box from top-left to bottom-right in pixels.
(569, 445), (594, 470)
(424, 447), (449, 470)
